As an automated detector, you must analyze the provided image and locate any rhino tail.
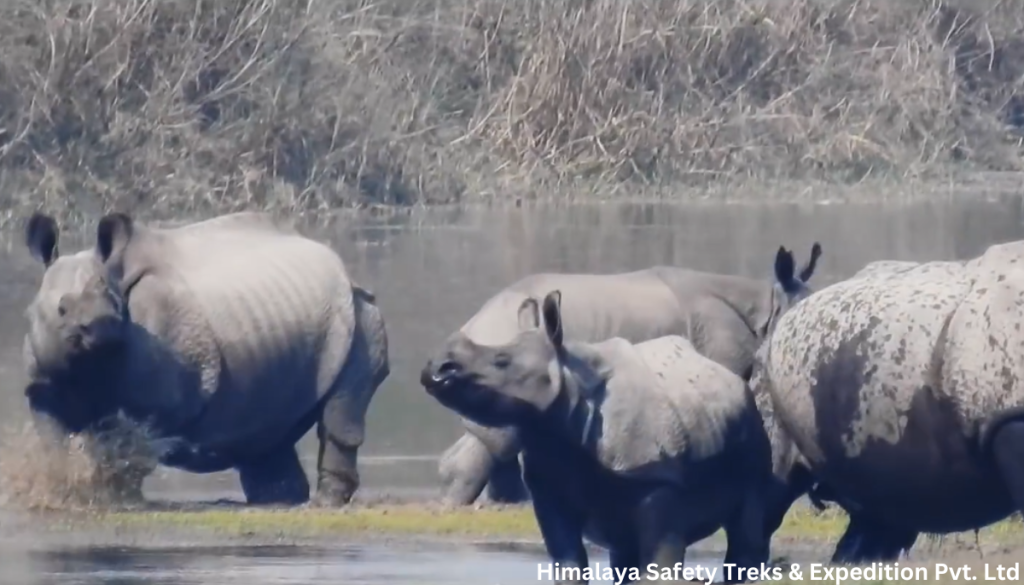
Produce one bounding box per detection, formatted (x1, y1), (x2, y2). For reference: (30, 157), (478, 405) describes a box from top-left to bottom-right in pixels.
(352, 282), (376, 304)
(349, 280), (388, 387)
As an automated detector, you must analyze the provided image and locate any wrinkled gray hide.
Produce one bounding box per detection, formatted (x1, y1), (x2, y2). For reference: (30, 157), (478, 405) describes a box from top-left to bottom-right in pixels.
(441, 244), (822, 505)
(22, 211), (389, 507)
(752, 241), (1024, 555)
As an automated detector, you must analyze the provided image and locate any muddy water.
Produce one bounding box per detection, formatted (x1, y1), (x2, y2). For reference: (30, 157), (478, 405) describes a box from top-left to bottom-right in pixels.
(0, 196), (1022, 582)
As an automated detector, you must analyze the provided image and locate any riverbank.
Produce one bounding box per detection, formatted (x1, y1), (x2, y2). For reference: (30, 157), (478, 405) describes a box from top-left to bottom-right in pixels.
(2, 500), (1021, 562)
(2, 0), (1024, 225)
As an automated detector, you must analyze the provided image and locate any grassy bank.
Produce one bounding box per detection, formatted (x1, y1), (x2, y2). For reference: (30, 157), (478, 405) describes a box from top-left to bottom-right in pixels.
(1, 0), (1024, 227)
(75, 502), (1024, 549)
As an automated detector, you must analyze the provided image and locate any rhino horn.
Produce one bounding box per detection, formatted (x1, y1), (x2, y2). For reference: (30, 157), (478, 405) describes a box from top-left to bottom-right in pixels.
(26, 212), (59, 267)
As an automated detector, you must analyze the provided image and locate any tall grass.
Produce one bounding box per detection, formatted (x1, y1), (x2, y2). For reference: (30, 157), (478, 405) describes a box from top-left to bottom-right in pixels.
(0, 0), (1022, 226)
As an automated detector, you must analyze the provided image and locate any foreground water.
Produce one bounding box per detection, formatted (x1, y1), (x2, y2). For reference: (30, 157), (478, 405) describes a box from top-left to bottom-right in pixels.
(0, 542), (725, 584)
(0, 196), (1022, 582)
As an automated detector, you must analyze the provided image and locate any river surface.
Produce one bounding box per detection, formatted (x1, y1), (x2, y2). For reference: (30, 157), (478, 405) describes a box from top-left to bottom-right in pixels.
(0, 196), (1022, 582)
(2, 542), (724, 585)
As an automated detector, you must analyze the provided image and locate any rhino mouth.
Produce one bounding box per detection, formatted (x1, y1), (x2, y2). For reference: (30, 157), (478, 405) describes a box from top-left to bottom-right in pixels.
(423, 378), (530, 429)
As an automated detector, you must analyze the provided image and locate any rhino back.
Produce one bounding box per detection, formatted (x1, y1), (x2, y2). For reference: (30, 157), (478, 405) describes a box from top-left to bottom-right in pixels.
(590, 336), (762, 486)
(130, 226), (355, 451)
(461, 271), (684, 346)
(759, 260), (991, 522)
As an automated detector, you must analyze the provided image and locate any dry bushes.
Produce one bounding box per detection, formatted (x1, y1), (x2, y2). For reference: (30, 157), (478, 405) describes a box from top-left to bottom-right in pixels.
(0, 0), (1022, 225)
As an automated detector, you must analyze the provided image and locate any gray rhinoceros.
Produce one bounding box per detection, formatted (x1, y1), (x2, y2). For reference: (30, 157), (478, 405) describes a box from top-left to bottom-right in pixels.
(21, 211), (389, 507)
(440, 243), (823, 506)
(751, 241), (1024, 564)
(421, 290), (774, 584)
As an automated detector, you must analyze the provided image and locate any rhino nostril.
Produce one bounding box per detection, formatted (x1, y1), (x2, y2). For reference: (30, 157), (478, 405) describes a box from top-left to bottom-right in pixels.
(437, 360), (462, 377)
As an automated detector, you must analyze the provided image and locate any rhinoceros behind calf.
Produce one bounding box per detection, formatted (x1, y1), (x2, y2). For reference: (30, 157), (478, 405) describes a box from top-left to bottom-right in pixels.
(421, 290), (776, 583)
(753, 241), (1024, 564)
(20, 211), (389, 507)
(438, 243), (823, 506)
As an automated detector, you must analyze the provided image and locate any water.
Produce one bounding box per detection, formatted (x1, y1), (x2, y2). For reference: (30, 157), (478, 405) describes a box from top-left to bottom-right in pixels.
(0, 196), (1022, 582)
(0, 542), (724, 584)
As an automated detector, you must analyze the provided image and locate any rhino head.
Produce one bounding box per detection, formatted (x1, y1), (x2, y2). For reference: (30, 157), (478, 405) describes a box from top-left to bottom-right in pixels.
(22, 211), (143, 433)
(421, 290), (578, 429)
(757, 242), (822, 340)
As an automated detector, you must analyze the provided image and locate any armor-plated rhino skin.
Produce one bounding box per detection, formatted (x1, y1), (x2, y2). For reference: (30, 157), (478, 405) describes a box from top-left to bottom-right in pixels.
(440, 244), (823, 506)
(422, 290), (774, 584)
(752, 242), (1024, 564)
(22, 211), (389, 507)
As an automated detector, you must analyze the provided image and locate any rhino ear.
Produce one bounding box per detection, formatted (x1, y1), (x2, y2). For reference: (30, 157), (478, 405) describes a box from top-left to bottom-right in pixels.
(774, 246), (799, 294)
(25, 212), (59, 267)
(96, 212), (135, 265)
(541, 290), (564, 348)
(798, 242), (822, 283)
(517, 298), (541, 331)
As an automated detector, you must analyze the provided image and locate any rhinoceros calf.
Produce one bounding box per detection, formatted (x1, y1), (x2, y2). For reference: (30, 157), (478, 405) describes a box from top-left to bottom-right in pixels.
(440, 243), (823, 506)
(752, 242), (1024, 564)
(21, 211), (389, 507)
(422, 290), (774, 584)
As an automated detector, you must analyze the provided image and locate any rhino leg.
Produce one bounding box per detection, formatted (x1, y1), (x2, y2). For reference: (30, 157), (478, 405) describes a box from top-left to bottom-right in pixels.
(990, 418), (1024, 535)
(486, 455), (529, 503)
(439, 432), (492, 505)
(634, 488), (688, 582)
(440, 424), (527, 505)
(237, 444), (310, 506)
(522, 462), (589, 585)
(311, 325), (388, 507)
(830, 514), (918, 564)
(723, 488), (771, 582)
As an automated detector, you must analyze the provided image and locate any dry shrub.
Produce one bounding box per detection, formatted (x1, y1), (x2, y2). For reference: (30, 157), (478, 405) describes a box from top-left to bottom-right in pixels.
(0, 0), (1022, 226)
(0, 413), (161, 511)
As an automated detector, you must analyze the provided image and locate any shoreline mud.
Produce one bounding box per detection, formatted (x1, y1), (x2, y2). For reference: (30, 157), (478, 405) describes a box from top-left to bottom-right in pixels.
(1, 498), (1020, 561)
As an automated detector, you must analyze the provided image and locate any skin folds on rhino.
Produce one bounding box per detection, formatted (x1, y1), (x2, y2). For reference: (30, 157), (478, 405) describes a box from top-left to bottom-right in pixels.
(752, 242), (1024, 564)
(422, 291), (774, 584)
(440, 244), (823, 506)
(21, 211), (389, 507)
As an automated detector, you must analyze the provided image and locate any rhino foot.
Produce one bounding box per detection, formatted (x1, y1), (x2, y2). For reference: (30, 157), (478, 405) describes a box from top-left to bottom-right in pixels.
(238, 445), (310, 506)
(310, 474), (357, 508)
(829, 513), (918, 565)
(311, 443), (359, 508)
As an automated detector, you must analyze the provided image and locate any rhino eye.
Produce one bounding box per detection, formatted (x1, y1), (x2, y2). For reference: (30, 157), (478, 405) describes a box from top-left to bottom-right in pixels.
(494, 353), (512, 369)
(57, 304), (66, 317)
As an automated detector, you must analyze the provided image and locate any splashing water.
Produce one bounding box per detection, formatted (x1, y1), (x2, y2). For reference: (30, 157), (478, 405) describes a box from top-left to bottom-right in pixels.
(0, 412), (164, 511)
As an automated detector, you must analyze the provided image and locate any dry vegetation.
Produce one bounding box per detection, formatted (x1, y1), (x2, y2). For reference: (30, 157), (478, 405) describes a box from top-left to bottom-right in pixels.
(0, 0), (1023, 226)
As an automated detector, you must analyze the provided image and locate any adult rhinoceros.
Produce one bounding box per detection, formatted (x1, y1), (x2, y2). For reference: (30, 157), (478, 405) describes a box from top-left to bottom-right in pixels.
(439, 243), (823, 506)
(21, 211), (389, 507)
(752, 241), (1024, 564)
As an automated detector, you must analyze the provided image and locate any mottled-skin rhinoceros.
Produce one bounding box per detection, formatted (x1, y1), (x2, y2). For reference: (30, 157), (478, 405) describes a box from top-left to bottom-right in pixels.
(440, 243), (823, 506)
(421, 290), (774, 585)
(21, 211), (389, 507)
(751, 241), (1024, 564)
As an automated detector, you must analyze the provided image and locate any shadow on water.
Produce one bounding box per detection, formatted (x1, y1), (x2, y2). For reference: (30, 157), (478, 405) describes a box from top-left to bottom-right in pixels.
(0, 197), (1022, 500)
